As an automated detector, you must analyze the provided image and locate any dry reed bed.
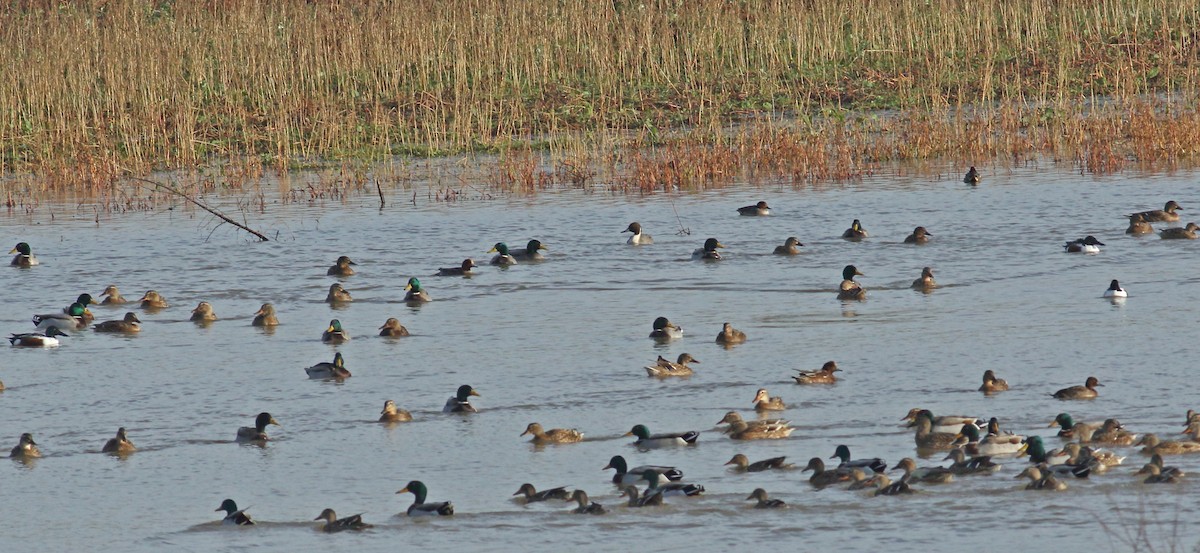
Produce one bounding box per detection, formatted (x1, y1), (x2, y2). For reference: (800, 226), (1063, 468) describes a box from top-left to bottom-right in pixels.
(0, 0), (1198, 197)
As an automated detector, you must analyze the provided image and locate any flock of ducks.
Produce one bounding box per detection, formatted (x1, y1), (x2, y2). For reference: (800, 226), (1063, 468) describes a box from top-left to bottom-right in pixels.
(5, 182), (1197, 531)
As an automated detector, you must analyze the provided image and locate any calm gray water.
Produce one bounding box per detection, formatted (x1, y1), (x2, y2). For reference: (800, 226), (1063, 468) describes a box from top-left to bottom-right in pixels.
(3, 163), (1199, 552)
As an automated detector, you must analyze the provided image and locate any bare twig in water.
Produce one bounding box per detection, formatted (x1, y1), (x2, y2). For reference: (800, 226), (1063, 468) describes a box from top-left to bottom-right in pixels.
(375, 178), (385, 207)
(669, 199), (690, 236)
(122, 174), (270, 241)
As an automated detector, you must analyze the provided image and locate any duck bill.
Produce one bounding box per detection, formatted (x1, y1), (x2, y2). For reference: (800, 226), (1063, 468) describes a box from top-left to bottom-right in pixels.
(622, 431), (634, 437)
(404, 284), (413, 291)
(1016, 443), (1029, 456)
(469, 390), (480, 397)
(396, 487), (410, 494)
(487, 247), (498, 253)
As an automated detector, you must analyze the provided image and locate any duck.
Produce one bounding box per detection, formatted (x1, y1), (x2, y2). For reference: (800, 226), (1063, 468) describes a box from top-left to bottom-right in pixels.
(1160, 222), (1200, 239)
(845, 469), (874, 490)
(436, 259), (476, 276)
(236, 412), (280, 442)
(1126, 213), (1154, 234)
(68, 294), (97, 322)
(621, 485), (664, 507)
(138, 290), (169, 308)
(602, 455), (683, 485)
(321, 319), (350, 343)
(99, 285), (126, 305)
(313, 508), (370, 532)
(568, 490), (606, 514)
(327, 255), (356, 276)
(1089, 419), (1138, 445)
(325, 283), (352, 303)
(1021, 436), (1071, 465)
(488, 242), (518, 266)
(623, 222), (653, 245)
(1047, 413), (1100, 441)
(837, 265), (866, 300)
(717, 411), (791, 431)
(979, 370), (1009, 393)
(1051, 376), (1102, 399)
(737, 200), (770, 216)
(692, 237), (725, 259)
(772, 237), (803, 255)
(1183, 420), (1200, 442)
(802, 457), (852, 488)
(9, 242), (38, 266)
(721, 419), (794, 440)
(746, 488), (786, 509)
(910, 266), (937, 290)
(378, 318), (410, 337)
(443, 384), (480, 413)
(1064, 235), (1104, 253)
(831, 444), (886, 473)
(1137, 454), (1184, 479)
(1141, 464), (1183, 484)
(1137, 434), (1200, 455)
(305, 352), (350, 380)
(510, 239), (547, 261)
(903, 226), (932, 244)
(379, 400), (412, 422)
(963, 166), (980, 184)
(190, 302), (217, 322)
(396, 480), (454, 516)
(715, 322), (747, 345)
(841, 219), (868, 241)
(644, 353), (698, 377)
(251, 303), (279, 326)
(724, 454), (792, 473)
(943, 449), (1001, 475)
(642, 470), (705, 497)
(10, 432), (41, 459)
(32, 302), (89, 331)
(793, 361), (840, 384)
(1133, 200), (1183, 222)
(626, 424), (698, 448)
(8, 327), (68, 347)
(648, 316), (683, 340)
(1062, 442), (1124, 469)
(901, 409), (982, 433)
(1015, 466), (1067, 490)
(93, 312), (142, 333)
(752, 388), (785, 411)
(954, 421), (1024, 456)
(513, 483), (570, 503)
(403, 277), (431, 303)
(101, 427), (136, 454)
(912, 411), (960, 450)
(866, 474), (915, 496)
(521, 422), (583, 444)
(215, 499), (254, 526)
(1103, 279), (1127, 298)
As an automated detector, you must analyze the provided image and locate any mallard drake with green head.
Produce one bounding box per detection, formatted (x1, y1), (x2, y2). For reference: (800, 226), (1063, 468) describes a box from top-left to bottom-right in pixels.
(252, 303), (279, 326)
(488, 243), (518, 266)
(101, 427), (136, 454)
(1015, 466), (1067, 490)
(752, 388), (785, 411)
(325, 283), (352, 303)
(773, 237), (803, 255)
(954, 421), (1025, 456)
(93, 312), (141, 333)
(842, 220), (868, 241)
(569, 490), (606, 514)
(624, 222), (653, 245)
(793, 361), (840, 384)
(737, 201), (770, 216)
(378, 318), (409, 337)
(306, 352), (350, 380)
(603, 455), (683, 485)
(236, 412), (280, 442)
(321, 319), (349, 343)
(1160, 222), (1199, 239)
(379, 400), (412, 422)
(313, 508), (370, 532)
(436, 259), (476, 276)
(9, 327), (68, 347)
(802, 457), (851, 488)
(443, 385), (480, 413)
(100, 285), (126, 305)
(1126, 213), (1154, 234)
(715, 322), (746, 345)
(403, 277), (431, 303)
(621, 485), (664, 507)
(1021, 436), (1071, 465)
(648, 317), (683, 340)
(904, 226), (932, 244)
(521, 422), (583, 444)
(1133, 200), (1183, 222)
(831, 444), (886, 473)
(511, 239), (547, 261)
(10, 432), (40, 459)
(138, 290), (169, 309)
(943, 449), (1001, 475)
(9, 242), (38, 266)
(513, 483), (570, 503)
(979, 370), (1008, 393)
(644, 353), (698, 377)
(963, 166), (980, 184)
(692, 237), (726, 260)
(626, 424), (699, 448)
(327, 255), (356, 276)
(397, 480), (454, 516)
(725, 453), (791, 472)
(912, 267), (937, 290)
(33, 302), (89, 331)
(215, 499), (254, 526)
(190, 302), (217, 322)
(1052, 376), (1102, 399)
(837, 265), (866, 300)
(746, 488), (786, 508)
(1048, 413), (1100, 440)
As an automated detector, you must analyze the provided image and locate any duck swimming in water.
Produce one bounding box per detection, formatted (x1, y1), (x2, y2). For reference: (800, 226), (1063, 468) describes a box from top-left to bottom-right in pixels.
(9, 326), (68, 347)
(436, 259), (476, 276)
(979, 370), (1009, 393)
(737, 201), (770, 216)
(251, 303), (279, 326)
(1103, 280), (1127, 298)
(327, 255), (356, 276)
(236, 412), (280, 442)
(1052, 376), (1102, 399)
(488, 242), (518, 266)
(623, 222), (653, 245)
(715, 322), (747, 345)
(644, 353), (698, 377)
(325, 283), (352, 303)
(99, 285), (126, 305)
(378, 318), (410, 337)
(101, 427), (136, 454)
(837, 265), (866, 300)
(521, 422), (583, 444)
(1126, 213), (1154, 234)
(215, 499), (254, 526)
(904, 226), (932, 244)
(773, 237), (803, 255)
(1160, 222), (1199, 240)
(9, 242), (38, 266)
(321, 319), (349, 343)
(444, 384), (480, 413)
(692, 237), (725, 259)
(911, 267), (937, 290)
(1132, 200), (1183, 222)
(397, 480), (455, 516)
(403, 278), (431, 303)
(963, 166), (980, 184)
(1064, 236), (1104, 253)
(510, 239), (547, 261)
(649, 316), (683, 340)
(842, 219), (868, 241)
(93, 312), (141, 333)
(305, 352), (350, 380)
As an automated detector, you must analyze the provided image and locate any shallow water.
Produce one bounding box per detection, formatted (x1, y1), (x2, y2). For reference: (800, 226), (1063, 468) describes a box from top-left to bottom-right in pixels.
(3, 164), (1199, 552)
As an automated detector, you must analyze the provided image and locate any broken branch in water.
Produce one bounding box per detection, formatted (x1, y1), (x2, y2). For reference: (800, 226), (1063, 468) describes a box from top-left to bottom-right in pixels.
(123, 175), (270, 241)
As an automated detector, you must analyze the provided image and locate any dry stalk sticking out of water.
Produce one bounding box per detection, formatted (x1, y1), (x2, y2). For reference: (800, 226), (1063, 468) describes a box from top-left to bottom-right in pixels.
(123, 175), (270, 242)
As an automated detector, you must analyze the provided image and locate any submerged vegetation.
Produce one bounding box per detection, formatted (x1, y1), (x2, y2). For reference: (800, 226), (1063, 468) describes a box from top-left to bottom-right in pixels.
(1, 0), (1200, 198)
